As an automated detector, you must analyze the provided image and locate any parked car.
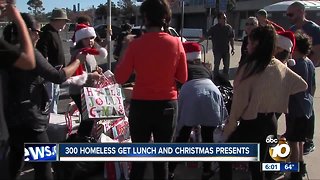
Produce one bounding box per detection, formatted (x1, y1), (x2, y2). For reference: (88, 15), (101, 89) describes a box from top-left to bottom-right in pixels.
(131, 26), (187, 42)
(94, 24), (122, 41)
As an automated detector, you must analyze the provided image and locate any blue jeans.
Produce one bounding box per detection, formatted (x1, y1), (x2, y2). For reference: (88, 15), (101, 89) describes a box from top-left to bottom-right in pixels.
(45, 82), (60, 114)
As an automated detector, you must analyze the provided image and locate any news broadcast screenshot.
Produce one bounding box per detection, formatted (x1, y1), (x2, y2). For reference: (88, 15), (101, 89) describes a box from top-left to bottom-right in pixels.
(1, 0), (319, 180)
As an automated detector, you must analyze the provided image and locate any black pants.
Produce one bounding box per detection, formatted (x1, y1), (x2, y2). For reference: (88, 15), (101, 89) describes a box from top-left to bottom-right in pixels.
(70, 94), (95, 137)
(306, 110), (315, 140)
(0, 141), (10, 180)
(219, 113), (277, 180)
(8, 126), (53, 180)
(169, 126), (216, 173)
(128, 100), (177, 180)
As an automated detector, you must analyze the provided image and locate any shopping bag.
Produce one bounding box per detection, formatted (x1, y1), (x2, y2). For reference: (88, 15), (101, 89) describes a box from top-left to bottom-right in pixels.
(81, 86), (125, 120)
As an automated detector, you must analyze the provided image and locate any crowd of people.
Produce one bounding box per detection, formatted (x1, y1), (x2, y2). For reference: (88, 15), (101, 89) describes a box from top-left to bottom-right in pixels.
(0, 0), (319, 180)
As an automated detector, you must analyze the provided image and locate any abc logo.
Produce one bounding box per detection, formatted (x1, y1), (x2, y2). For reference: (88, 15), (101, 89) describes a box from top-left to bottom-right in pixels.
(266, 135), (290, 162)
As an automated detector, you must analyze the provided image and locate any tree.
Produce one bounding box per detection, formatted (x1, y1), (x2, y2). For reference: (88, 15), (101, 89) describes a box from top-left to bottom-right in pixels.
(117, 0), (137, 21)
(95, 3), (120, 21)
(27, 0), (45, 16)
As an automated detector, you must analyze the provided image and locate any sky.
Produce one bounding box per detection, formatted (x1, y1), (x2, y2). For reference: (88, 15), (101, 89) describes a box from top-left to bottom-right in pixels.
(16, 0), (110, 13)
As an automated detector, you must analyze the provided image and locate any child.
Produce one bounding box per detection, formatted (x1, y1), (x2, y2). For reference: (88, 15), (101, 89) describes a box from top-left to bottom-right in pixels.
(286, 30), (315, 179)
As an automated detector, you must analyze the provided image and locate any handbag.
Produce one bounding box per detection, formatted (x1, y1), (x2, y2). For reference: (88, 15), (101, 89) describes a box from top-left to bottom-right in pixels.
(20, 77), (50, 132)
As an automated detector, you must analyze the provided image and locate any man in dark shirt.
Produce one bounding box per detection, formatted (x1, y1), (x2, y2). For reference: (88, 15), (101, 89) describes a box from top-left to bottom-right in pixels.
(36, 8), (69, 114)
(0, 2), (35, 179)
(287, 1), (320, 155)
(199, 12), (235, 78)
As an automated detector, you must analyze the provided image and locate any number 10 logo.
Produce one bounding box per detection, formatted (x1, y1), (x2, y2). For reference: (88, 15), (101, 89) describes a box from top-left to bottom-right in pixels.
(266, 135), (291, 162)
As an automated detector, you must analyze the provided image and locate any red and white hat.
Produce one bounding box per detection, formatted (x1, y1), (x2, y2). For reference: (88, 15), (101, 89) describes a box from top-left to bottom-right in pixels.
(183, 42), (202, 61)
(276, 31), (295, 53)
(74, 23), (96, 42)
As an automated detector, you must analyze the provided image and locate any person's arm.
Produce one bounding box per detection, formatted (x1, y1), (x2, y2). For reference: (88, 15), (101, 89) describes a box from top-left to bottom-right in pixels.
(35, 50), (84, 84)
(287, 67), (308, 95)
(2, 3), (35, 70)
(229, 25), (235, 55)
(223, 79), (251, 139)
(175, 40), (188, 84)
(114, 43), (134, 84)
(306, 24), (320, 67)
(309, 45), (320, 67)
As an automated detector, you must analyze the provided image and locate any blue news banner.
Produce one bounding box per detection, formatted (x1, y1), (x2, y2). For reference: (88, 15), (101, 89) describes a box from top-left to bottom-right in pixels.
(24, 143), (259, 162)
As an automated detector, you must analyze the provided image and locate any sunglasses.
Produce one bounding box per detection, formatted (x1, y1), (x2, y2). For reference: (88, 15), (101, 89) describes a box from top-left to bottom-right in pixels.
(245, 22), (255, 26)
(286, 13), (294, 17)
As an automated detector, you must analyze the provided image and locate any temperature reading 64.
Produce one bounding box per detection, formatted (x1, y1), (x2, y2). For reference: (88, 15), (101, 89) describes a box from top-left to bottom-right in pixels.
(285, 163), (294, 170)
(280, 162), (299, 172)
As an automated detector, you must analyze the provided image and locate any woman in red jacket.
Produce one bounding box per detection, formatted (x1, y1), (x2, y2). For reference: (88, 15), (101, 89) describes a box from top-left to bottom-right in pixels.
(115, 0), (188, 179)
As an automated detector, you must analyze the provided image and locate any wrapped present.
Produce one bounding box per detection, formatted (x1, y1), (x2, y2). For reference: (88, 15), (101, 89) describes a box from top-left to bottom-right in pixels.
(106, 117), (130, 142)
(81, 86), (125, 119)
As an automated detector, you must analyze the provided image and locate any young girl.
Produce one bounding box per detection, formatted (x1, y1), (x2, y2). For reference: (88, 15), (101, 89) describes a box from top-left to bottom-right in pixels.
(69, 23), (103, 137)
(220, 26), (307, 180)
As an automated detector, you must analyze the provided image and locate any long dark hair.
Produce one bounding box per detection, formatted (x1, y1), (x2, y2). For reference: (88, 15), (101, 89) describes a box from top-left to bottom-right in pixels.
(140, 0), (171, 33)
(239, 25), (276, 80)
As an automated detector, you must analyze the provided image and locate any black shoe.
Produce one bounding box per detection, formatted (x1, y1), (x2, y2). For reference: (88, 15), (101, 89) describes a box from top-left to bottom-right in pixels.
(303, 140), (315, 155)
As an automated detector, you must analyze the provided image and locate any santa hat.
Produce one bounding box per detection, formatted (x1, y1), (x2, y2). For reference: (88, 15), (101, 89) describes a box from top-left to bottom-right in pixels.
(74, 23), (96, 43)
(183, 42), (202, 61)
(276, 31), (295, 53)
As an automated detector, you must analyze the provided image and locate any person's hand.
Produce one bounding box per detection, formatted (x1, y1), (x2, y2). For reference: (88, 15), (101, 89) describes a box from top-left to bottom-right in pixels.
(0, 2), (19, 20)
(231, 48), (235, 56)
(76, 53), (87, 63)
(90, 71), (102, 81)
(96, 66), (103, 74)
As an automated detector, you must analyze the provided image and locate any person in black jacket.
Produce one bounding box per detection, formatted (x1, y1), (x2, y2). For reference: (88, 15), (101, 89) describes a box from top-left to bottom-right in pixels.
(36, 8), (70, 114)
(3, 13), (85, 180)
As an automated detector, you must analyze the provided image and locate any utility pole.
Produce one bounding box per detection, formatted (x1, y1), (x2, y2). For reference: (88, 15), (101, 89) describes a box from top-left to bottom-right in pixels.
(180, 0), (184, 42)
(107, 0), (112, 70)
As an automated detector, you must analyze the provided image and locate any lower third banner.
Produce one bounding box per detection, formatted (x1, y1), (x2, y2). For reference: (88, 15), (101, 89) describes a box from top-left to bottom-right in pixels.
(58, 143), (259, 162)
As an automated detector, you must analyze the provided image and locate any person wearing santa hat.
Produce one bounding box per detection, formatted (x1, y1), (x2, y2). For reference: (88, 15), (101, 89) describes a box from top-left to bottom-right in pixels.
(275, 31), (296, 66)
(169, 42), (227, 180)
(285, 31), (315, 179)
(69, 23), (106, 137)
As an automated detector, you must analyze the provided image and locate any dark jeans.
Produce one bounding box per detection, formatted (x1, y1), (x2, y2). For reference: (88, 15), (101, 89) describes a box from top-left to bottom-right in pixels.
(213, 51), (230, 76)
(70, 94), (95, 137)
(8, 126), (53, 180)
(169, 126), (216, 173)
(306, 110), (315, 140)
(219, 113), (277, 180)
(128, 100), (177, 180)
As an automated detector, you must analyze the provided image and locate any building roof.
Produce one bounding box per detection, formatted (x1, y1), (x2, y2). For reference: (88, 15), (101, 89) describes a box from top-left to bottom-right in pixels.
(264, 0), (320, 12)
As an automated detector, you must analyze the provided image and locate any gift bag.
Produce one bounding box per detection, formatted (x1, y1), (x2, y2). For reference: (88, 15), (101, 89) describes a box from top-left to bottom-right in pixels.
(81, 86), (125, 120)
